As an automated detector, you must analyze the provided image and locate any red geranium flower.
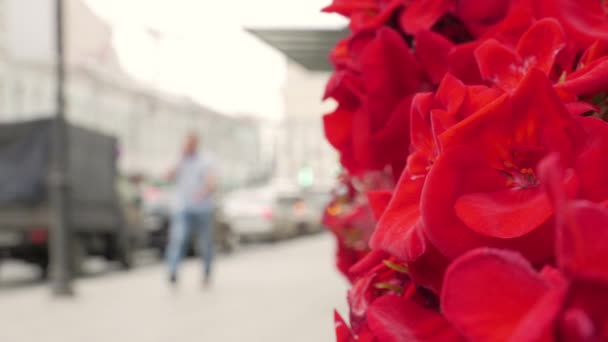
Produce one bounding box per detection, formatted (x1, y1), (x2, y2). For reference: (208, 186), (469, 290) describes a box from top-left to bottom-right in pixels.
(421, 69), (587, 262)
(336, 253), (463, 342)
(398, 0), (454, 35)
(474, 18), (566, 92)
(441, 155), (608, 342)
(324, 27), (429, 175)
(534, 0), (608, 50)
(322, 1), (608, 340)
(322, 0), (403, 32)
(368, 74), (501, 292)
(367, 294), (463, 342)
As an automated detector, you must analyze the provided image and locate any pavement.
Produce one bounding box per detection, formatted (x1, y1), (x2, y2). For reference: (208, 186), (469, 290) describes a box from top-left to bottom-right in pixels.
(0, 233), (349, 342)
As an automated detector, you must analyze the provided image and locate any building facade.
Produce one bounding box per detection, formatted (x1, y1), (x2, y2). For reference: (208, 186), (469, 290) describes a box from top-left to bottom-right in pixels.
(0, 0), (270, 189)
(276, 62), (338, 188)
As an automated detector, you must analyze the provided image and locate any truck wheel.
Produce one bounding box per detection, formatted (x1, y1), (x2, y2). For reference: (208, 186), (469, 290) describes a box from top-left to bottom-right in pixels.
(221, 226), (239, 254)
(38, 261), (49, 280)
(118, 249), (133, 270)
(117, 236), (133, 270)
(70, 237), (86, 277)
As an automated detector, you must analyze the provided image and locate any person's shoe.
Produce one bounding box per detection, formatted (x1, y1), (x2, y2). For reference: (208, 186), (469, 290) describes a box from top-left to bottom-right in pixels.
(169, 274), (178, 285)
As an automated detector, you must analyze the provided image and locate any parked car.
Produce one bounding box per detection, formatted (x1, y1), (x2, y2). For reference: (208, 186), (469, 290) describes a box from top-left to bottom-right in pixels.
(0, 119), (133, 278)
(299, 188), (332, 233)
(140, 180), (238, 257)
(116, 174), (148, 250)
(221, 181), (330, 242)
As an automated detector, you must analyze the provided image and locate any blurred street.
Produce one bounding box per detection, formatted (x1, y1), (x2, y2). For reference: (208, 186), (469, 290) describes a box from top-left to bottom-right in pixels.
(0, 233), (348, 342)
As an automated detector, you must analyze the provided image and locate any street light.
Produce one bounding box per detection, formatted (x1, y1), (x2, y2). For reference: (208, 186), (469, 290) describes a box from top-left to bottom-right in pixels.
(49, 0), (74, 296)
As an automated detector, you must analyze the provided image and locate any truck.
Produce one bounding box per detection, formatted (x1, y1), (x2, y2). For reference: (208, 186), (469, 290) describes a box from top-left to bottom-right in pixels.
(0, 118), (133, 278)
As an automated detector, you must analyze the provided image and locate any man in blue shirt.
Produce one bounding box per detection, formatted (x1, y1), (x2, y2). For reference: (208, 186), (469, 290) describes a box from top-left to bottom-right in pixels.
(166, 133), (216, 286)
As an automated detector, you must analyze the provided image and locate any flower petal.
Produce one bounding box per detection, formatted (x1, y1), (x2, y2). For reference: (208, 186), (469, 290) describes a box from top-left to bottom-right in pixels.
(361, 28), (425, 127)
(557, 280), (608, 339)
(415, 30), (455, 84)
(454, 187), (552, 239)
(421, 145), (556, 262)
(454, 0), (510, 35)
(448, 42), (483, 85)
(557, 201), (608, 282)
(324, 71), (363, 105)
(435, 73), (467, 126)
(367, 190), (393, 221)
(535, 0), (608, 49)
(516, 18), (566, 75)
(474, 39), (521, 92)
(421, 145), (506, 259)
(367, 294), (463, 342)
(334, 310), (356, 342)
(410, 92), (437, 152)
(408, 236), (450, 294)
(349, 250), (390, 277)
(559, 57), (608, 96)
(370, 176), (426, 261)
(441, 248), (552, 342)
(509, 283), (567, 342)
(323, 107), (353, 151)
(399, 0), (454, 35)
(575, 117), (608, 202)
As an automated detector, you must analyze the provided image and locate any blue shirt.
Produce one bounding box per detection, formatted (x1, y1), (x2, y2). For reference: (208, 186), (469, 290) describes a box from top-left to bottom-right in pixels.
(172, 154), (214, 213)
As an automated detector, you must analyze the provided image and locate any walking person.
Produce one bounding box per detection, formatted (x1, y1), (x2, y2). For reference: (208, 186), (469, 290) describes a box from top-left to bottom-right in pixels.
(166, 133), (216, 287)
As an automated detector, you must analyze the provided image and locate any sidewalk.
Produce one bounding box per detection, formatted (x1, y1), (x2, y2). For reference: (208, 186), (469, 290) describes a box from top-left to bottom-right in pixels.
(0, 234), (348, 342)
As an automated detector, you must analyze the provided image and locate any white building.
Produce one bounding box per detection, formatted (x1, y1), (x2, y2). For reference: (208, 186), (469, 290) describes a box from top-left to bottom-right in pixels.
(249, 28), (344, 188)
(277, 62), (338, 187)
(0, 0), (269, 188)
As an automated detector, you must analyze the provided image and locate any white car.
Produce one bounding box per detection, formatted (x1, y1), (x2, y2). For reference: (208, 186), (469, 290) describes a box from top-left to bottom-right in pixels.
(221, 182), (302, 242)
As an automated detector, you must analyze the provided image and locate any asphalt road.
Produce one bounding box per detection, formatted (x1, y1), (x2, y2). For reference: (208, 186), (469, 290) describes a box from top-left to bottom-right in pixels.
(0, 233), (349, 342)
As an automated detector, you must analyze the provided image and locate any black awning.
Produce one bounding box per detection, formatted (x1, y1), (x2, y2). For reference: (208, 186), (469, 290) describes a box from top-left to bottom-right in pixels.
(247, 28), (348, 72)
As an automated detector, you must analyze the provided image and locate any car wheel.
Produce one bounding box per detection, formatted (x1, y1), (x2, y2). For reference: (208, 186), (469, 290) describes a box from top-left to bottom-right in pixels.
(296, 223), (309, 235)
(220, 225), (239, 253)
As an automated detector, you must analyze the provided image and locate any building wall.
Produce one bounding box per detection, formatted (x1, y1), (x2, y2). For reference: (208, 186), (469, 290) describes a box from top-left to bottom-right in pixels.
(0, 0), (270, 189)
(278, 62), (338, 188)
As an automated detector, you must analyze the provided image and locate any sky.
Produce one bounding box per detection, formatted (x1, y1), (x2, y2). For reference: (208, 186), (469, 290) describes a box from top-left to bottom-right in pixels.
(84, 0), (346, 120)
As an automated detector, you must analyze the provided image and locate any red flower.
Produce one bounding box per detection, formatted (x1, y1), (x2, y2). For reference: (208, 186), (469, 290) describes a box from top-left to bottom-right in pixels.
(398, 0), (454, 35)
(441, 154), (608, 342)
(558, 55), (608, 98)
(421, 69), (586, 262)
(322, 0), (608, 340)
(367, 295), (463, 342)
(474, 18), (566, 92)
(534, 0), (608, 50)
(348, 257), (410, 332)
(447, 42), (484, 85)
(369, 74), (500, 292)
(441, 248), (565, 341)
(415, 30), (456, 84)
(324, 171), (395, 281)
(337, 253), (463, 342)
(322, 0), (403, 32)
(335, 310), (376, 342)
(324, 27), (429, 175)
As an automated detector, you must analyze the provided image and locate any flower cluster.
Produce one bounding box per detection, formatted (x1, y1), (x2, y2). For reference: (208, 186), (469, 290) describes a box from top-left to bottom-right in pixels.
(322, 1), (608, 341)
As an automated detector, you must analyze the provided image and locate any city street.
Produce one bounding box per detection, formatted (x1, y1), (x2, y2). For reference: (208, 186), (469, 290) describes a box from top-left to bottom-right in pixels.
(0, 234), (348, 342)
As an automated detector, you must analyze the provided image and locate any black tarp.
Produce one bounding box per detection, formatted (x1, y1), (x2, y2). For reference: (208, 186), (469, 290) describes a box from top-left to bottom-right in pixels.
(0, 120), (50, 205)
(0, 118), (119, 207)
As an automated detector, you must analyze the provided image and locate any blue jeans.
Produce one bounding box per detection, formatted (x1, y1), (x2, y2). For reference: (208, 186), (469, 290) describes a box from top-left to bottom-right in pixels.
(166, 209), (214, 278)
